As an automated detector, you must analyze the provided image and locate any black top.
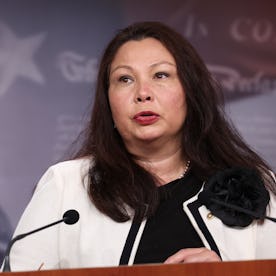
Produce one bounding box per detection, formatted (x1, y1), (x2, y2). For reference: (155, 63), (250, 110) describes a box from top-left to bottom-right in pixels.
(133, 169), (204, 264)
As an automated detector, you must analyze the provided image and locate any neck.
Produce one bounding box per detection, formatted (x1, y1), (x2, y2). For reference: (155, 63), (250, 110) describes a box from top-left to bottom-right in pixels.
(133, 144), (188, 185)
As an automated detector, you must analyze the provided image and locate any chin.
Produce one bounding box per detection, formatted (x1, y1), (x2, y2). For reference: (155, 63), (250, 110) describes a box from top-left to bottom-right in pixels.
(136, 132), (163, 142)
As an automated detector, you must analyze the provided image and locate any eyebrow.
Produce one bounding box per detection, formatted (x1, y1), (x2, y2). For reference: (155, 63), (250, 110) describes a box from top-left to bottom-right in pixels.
(110, 65), (132, 75)
(150, 61), (176, 68)
(110, 61), (176, 75)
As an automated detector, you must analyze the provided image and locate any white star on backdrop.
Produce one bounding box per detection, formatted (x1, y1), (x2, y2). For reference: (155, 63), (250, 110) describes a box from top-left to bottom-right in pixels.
(0, 22), (46, 97)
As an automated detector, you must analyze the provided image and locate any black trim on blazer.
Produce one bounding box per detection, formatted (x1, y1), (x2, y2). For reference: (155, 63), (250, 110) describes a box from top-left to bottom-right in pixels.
(119, 220), (142, 265)
(187, 200), (222, 259)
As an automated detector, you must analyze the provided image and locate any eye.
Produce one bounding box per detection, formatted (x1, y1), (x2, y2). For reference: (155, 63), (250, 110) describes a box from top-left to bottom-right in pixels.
(154, 72), (169, 79)
(118, 75), (133, 83)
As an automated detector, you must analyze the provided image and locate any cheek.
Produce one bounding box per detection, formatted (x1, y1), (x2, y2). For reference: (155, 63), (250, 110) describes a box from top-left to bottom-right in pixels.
(169, 88), (186, 108)
(168, 89), (187, 121)
(109, 94), (127, 122)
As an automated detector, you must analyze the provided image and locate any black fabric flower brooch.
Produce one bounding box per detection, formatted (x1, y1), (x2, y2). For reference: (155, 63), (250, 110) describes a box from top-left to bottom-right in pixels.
(198, 167), (270, 227)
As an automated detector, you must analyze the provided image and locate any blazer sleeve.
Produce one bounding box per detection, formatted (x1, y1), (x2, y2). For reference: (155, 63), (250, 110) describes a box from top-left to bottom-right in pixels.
(7, 166), (65, 271)
(255, 190), (276, 259)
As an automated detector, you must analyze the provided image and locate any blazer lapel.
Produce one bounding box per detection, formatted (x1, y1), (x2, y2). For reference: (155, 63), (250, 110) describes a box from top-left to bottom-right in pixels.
(183, 192), (256, 260)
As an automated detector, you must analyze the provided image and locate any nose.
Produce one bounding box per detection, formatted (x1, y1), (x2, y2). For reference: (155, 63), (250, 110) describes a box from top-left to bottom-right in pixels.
(135, 81), (153, 103)
(136, 95), (151, 102)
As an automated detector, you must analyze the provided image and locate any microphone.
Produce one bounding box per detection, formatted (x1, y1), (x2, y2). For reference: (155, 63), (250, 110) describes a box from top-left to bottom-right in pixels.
(198, 190), (276, 223)
(2, 209), (79, 272)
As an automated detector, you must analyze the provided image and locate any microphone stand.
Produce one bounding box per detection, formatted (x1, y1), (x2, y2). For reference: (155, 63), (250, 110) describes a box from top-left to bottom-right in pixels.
(2, 219), (64, 272)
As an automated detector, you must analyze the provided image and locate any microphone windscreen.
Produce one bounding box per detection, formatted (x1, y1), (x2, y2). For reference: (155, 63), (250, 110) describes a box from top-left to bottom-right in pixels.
(63, 209), (79, 225)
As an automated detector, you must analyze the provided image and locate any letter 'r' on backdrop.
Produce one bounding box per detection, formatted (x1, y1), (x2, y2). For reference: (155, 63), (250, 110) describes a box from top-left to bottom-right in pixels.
(0, 0), (275, 263)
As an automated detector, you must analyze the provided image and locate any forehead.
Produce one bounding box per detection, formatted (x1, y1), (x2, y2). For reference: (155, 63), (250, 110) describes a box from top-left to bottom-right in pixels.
(111, 37), (175, 67)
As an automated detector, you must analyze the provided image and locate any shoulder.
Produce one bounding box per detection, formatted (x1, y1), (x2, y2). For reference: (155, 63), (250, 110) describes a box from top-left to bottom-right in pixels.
(35, 157), (92, 193)
(49, 157), (92, 174)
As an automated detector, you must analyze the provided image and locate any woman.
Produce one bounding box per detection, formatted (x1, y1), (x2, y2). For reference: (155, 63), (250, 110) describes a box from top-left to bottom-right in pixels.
(4, 21), (276, 271)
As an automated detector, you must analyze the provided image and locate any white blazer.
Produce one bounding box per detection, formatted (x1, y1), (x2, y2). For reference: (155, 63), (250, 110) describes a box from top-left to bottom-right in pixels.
(3, 158), (276, 271)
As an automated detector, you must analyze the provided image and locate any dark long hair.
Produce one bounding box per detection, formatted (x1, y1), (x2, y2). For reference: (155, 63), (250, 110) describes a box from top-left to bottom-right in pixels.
(74, 21), (275, 222)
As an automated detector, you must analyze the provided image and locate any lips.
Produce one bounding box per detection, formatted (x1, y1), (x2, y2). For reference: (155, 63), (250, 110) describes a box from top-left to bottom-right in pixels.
(133, 111), (160, 125)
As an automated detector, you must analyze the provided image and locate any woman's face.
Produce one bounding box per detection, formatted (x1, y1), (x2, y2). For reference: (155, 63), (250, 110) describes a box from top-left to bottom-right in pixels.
(108, 38), (187, 151)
